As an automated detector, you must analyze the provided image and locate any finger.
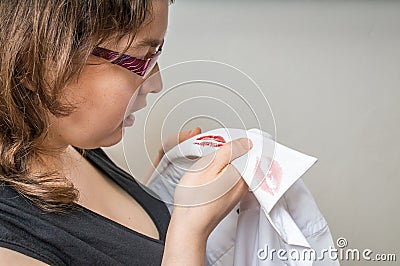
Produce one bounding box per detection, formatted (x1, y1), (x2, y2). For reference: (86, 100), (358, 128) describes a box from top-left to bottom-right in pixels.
(213, 138), (252, 170)
(178, 127), (201, 143)
(174, 164), (246, 207)
(190, 127), (202, 135)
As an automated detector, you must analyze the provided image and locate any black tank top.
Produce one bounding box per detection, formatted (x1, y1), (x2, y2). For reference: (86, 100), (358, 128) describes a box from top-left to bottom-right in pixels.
(0, 147), (171, 265)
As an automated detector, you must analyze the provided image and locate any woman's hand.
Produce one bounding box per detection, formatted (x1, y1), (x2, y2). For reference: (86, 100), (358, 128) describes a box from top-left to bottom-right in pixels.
(162, 137), (253, 265)
(142, 127), (202, 185)
(157, 127), (202, 162)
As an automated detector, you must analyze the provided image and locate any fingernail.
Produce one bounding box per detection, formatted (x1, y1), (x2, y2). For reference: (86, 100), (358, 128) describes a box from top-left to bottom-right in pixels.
(240, 138), (252, 149)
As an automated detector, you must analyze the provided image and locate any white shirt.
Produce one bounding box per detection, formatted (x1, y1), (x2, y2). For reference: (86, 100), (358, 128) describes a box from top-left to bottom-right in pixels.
(146, 128), (339, 266)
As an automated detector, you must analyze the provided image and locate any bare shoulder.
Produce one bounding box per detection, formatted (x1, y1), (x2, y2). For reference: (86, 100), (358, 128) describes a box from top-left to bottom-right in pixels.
(0, 247), (49, 265)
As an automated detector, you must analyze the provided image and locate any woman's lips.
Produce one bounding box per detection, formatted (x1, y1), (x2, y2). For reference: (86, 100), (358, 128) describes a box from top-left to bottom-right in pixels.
(125, 102), (147, 118)
(123, 113), (135, 127)
(126, 96), (147, 114)
(193, 135), (226, 147)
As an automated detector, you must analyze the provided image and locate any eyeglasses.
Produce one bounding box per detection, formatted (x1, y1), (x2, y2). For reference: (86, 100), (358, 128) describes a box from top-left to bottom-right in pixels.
(91, 42), (163, 78)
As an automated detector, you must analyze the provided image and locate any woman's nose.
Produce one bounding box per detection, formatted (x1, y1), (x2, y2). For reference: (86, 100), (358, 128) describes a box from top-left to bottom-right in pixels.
(141, 63), (163, 94)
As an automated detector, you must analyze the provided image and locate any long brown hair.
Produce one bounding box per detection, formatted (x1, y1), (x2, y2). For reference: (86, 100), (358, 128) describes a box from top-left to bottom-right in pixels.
(0, 0), (171, 213)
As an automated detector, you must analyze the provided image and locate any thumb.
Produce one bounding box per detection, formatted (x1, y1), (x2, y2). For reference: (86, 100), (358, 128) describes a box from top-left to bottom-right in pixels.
(178, 127), (201, 143)
(213, 138), (253, 170)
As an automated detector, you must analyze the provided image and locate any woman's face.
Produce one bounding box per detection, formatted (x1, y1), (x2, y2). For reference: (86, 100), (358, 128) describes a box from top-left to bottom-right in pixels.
(48, 0), (169, 150)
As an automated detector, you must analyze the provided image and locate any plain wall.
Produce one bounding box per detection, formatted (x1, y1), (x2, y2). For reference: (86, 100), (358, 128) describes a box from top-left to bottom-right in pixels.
(104, 1), (400, 265)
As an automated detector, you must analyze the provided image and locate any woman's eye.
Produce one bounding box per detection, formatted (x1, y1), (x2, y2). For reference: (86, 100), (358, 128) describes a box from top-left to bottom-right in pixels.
(150, 47), (159, 55)
(144, 50), (157, 59)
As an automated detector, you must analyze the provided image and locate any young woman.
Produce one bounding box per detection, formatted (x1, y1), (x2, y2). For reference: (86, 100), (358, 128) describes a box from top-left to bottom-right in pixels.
(0, 0), (252, 265)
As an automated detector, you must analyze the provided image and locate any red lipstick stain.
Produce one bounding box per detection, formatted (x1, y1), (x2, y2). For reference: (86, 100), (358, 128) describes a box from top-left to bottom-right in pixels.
(254, 156), (283, 195)
(194, 135), (226, 147)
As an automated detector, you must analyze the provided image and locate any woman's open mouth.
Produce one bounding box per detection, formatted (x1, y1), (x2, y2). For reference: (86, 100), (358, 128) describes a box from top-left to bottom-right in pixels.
(123, 113), (135, 127)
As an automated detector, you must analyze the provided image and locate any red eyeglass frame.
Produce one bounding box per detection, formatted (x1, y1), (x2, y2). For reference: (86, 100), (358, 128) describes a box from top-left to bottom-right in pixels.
(91, 42), (163, 77)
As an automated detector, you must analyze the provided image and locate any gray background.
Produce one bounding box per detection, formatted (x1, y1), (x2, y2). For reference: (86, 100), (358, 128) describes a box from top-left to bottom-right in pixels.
(105, 1), (400, 265)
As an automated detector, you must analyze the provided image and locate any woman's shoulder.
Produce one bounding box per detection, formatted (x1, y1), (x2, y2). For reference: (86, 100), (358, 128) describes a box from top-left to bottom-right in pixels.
(0, 181), (66, 265)
(0, 146), (170, 265)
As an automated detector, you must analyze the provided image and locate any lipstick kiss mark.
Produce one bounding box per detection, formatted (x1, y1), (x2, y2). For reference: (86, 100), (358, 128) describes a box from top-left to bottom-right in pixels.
(254, 156), (283, 196)
(193, 135), (226, 148)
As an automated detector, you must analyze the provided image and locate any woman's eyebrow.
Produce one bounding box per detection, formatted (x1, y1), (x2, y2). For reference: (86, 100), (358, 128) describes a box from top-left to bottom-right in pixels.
(135, 38), (164, 48)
